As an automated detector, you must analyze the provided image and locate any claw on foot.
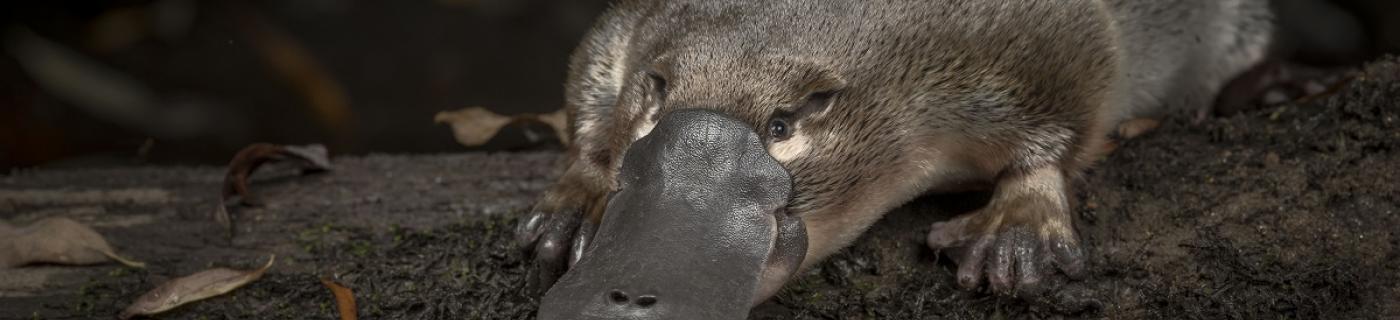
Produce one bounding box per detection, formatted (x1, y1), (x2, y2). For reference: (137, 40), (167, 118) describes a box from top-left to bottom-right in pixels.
(515, 192), (605, 296)
(926, 167), (1085, 296)
(520, 207), (580, 295)
(928, 215), (1084, 296)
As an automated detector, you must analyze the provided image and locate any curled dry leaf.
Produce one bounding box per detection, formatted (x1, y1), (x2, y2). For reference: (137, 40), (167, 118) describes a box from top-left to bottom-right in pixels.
(119, 255), (276, 320)
(0, 217), (145, 269)
(321, 277), (358, 320)
(434, 106), (571, 147)
(217, 143), (331, 235)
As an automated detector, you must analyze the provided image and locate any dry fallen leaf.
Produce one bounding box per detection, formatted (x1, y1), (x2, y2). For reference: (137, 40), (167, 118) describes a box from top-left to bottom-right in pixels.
(434, 107), (513, 147)
(1116, 118), (1161, 140)
(321, 277), (358, 320)
(434, 106), (571, 147)
(217, 143), (331, 235)
(119, 255), (276, 320)
(536, 109), (571, 146)
(0, 217), (145, 269)
(1103, 118), (1162, 155)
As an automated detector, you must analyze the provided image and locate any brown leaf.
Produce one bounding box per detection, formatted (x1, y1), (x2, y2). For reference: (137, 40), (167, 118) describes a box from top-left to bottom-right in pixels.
(1116, 118), (1161, 140)
(119, 255), (275, 320)
(217, 143), (331, 235)
(320, 277), (358, 320)
(434, 107), (513, 147)
(434, 106), (570, 147)
(0, 217), (145, 269)
(536, 109), (571, 146)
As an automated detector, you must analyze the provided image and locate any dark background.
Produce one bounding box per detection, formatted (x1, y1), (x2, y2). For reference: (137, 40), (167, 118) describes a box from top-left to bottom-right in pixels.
(2, 0), (1398, 171)
(1, 0), (610, 170)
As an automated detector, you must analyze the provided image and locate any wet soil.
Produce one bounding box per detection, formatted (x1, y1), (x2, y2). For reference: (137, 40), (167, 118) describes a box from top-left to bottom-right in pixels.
(2, 57), (1397, 319)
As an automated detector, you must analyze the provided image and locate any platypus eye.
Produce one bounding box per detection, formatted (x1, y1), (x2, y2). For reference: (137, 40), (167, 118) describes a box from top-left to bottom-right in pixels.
(767, 90), (836, 142)
(768, 117), (791, 140)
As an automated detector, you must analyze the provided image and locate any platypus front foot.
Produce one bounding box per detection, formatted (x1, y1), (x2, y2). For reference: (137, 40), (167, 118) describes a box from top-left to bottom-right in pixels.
(926, 167), (1086, 296)
(515, 174), (606, 296)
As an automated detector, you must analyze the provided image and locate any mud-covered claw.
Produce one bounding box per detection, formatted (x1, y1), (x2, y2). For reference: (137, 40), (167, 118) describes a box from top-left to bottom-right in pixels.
(948, 233), (992, 289)
(517, 205), (588, 296)
(929, 212), (1084, 296)
(1047, 234), (1086, 279)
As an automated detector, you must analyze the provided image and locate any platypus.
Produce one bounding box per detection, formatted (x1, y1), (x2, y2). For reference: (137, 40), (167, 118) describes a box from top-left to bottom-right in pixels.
(514, 0), (1364, 317)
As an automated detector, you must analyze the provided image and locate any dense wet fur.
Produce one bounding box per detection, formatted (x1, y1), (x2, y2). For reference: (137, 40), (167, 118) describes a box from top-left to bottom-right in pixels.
(518, 0), (1278, 299)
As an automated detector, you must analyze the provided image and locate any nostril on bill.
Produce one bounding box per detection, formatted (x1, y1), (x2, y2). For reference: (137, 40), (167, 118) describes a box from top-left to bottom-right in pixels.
(634, 295), (657, 308)
(606, 290), (659, 308)
(609, 290), (629, 304)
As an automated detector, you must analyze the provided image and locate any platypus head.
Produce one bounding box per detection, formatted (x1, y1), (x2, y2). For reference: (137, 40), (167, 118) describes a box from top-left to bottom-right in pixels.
(538, 109), (806, 319)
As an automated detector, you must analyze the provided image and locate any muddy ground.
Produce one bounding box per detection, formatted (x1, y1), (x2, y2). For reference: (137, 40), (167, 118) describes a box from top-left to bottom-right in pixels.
(2, 57), (1398, 320)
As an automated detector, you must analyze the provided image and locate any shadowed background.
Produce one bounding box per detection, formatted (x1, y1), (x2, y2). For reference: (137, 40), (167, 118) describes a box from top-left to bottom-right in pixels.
(2, 0), (1399, 171)
(1, 0), (610, 170)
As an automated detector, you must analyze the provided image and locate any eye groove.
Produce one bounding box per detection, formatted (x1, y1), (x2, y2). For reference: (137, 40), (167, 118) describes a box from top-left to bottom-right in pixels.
(647, 72), (668, 100)
(803, 90), (836, 112)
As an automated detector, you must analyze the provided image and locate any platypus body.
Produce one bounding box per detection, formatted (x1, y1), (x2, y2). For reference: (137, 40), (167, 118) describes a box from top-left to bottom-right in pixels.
(514, 0), (1356, 318)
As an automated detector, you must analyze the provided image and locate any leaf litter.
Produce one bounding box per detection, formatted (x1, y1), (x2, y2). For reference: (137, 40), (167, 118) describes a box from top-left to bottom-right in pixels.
(0, 217), (145, 269)
(118, 255), (276, 319)
(217, 143), (332, 236)
(434, 106), (570, 147)
(321, 277), (358, 320)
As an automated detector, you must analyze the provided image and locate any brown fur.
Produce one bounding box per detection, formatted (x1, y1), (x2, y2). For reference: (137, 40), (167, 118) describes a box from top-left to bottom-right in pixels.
(519, 0), (1277, 298)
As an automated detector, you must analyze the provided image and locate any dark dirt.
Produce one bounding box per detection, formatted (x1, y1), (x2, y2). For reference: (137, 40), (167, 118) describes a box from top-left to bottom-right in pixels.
(2, 57), (1398, 320)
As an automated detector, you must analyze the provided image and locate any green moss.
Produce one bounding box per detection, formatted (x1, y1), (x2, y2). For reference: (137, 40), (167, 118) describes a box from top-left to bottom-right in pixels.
(351, 240), (374, 257)
(297, 223), (340, 253)
(390, 223), (405, 244)
(72, 280), (97, 314)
